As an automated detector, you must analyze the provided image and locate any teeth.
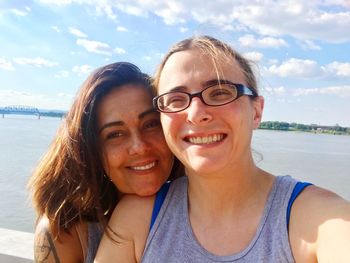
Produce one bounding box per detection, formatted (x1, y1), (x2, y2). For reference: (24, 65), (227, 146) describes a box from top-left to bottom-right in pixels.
(188, 134), (224, 144)
(130, 162), (156, 170)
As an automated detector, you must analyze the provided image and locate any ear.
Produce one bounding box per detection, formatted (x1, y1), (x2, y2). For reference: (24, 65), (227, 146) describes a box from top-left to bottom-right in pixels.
(252, 96), (264, 129)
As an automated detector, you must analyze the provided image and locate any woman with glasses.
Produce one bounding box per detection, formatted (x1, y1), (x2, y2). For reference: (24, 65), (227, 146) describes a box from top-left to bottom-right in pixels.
(28, 62), (183, 263)
(95, 36), (350, 262)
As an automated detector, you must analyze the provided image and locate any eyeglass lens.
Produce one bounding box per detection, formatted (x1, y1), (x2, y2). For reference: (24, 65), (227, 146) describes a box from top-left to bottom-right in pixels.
(158, 84), (239, 112)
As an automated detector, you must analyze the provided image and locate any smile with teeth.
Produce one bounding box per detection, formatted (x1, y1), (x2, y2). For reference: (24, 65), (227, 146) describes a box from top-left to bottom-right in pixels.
(129, 161), (156, 171)
(186, 134), (225, 144)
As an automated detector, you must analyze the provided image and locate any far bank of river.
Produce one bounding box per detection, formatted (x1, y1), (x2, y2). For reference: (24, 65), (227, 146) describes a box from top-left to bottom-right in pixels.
(259, 121), (350, 136)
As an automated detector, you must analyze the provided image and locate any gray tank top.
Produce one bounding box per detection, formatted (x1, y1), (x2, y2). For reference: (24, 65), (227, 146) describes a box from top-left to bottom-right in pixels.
(142, 175), (298, 262)
(85, 222), (104, 263)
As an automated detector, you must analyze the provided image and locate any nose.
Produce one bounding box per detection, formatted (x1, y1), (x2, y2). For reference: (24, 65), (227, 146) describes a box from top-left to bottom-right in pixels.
(186, 97), (212, 125)
(128, 133), (151, 155)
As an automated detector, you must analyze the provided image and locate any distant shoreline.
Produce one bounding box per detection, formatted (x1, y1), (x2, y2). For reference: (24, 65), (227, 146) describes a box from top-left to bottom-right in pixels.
(1, 112), (349, 135)
(259, 121), (350, 135)
(0, 109), (66, 119)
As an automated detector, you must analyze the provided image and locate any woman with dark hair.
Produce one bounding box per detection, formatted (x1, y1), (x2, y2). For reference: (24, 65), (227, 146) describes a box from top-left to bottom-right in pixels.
(95, 37), (350, 262)
(28, 62), (182, 263)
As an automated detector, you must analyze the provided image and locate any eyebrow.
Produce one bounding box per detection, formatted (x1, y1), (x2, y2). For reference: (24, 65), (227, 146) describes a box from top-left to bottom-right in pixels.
(165, 79), (235, 93)
(204, 79), (235, 87)
(98, 108), (157, 134)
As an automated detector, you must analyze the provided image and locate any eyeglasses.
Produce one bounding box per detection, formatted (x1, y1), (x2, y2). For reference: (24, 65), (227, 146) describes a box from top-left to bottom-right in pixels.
(153, 82), (258, 113)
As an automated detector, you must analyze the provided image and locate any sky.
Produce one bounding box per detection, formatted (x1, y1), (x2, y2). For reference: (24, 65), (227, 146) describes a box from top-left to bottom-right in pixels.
(0, 0), (349, 126)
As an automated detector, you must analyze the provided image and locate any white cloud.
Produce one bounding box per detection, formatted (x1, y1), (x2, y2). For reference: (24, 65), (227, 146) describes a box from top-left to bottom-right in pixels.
(114, 3), (146, 17)
(72, 64), (93, 75)
(95, 4), (118, 20)
(143, 56), (152, 61)
(262, 84), (350, 98)
(114, 47), (126, 54)
(179, 26), (188, 33)
(266, 58), (350, 79)
(75, 38), (125, 56)
(76, 38), (113, 55)
(321, 0), (350, 8)
(266, 58), (322, 78)
(10, 7), (31, 16)
(300, 40), (322, 50)
(13, 57), (58, 68)
(0, 58), (15, 71)
(324, 62), (350, 77)
(268, 59), (279, 65)
(293, 85), (350, 97)
(116, 26), (128, 32)
(69, 27), (88, 38)
(151, 1), (187, 25)
(242, 51), (264, 63)
(262, 86), (287, 95)
(231, 2), (350, 43)
(37, 1), (350, 43)
(239, 34), (288, 48)
(37, 0), (74, 6)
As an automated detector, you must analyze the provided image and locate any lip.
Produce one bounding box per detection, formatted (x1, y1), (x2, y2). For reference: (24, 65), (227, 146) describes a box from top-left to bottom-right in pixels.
(183, 132), (227, 145)
(127, 160), (158, 171)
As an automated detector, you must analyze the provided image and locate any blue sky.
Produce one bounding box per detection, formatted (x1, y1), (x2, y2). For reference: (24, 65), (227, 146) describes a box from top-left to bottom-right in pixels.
(0, 0), (349, 126)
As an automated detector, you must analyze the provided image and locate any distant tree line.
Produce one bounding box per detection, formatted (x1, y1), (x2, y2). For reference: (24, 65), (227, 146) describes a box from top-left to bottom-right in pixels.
(259, 121), (350, 135)
(40, 111), (66, 118)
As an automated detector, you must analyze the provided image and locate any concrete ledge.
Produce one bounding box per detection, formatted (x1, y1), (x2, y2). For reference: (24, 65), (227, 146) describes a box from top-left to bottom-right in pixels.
(0, 254), (33, 263)
(0, 228), (33, 262)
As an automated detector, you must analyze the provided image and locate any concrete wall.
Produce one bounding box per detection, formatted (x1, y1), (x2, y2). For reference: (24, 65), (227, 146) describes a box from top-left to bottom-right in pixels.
(0, 228), (33, 262)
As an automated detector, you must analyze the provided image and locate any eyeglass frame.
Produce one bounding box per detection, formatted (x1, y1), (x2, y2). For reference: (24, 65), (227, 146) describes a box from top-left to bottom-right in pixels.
(153, 81), (258, 113)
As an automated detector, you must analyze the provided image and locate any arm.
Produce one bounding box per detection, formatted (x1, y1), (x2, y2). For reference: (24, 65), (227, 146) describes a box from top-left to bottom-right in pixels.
(34, 216), (85, 263)
(94, 194), (155, 263)
(289, 186), (350, 263)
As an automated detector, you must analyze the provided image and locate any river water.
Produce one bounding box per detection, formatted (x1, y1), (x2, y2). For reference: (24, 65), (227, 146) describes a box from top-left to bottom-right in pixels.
(1, 116), (349, 233)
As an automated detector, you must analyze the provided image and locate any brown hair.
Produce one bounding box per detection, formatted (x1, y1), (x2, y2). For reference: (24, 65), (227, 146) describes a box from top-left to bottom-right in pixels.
(153, 35), (258, 95)
(28, 62), (183, 236)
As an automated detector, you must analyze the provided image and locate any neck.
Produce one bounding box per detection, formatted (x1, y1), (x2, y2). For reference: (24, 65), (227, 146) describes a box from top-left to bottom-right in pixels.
(186, 158), (273, 219)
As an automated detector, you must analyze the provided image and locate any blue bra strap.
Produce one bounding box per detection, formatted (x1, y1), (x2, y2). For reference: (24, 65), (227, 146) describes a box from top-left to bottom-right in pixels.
(286, 181), (312, 229)
(150, 182), (171, 230)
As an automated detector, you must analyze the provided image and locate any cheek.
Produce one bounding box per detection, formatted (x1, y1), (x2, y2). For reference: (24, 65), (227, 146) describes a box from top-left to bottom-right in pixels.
(102, 144), (124, 173)
(160, 114), (178, 140)
(149, 132), (173, 160)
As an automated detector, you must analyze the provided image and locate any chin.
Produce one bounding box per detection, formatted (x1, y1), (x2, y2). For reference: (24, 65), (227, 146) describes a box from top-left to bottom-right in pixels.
(186, 159), (220, 174)
(135, 182), (163, 196)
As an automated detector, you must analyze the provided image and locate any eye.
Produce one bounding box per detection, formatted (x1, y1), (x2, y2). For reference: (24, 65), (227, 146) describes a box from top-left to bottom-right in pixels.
(143, 118), (161, 130)
(207, 85), (235, 101)
(105, 130), (125, 140)
(163, 93), (187, 108)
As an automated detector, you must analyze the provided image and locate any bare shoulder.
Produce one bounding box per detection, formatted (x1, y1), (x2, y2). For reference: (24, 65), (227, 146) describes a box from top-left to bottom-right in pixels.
(96, 195), (155, 263)
(34, 216), (86, 263)
(290, 185), (350, 262)
(293, 185), (350, 222)
(107, 194), (155, 240)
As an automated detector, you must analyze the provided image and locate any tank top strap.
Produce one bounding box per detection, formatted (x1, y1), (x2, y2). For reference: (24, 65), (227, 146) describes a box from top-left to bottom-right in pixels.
(85, 222), (104, 263)
(286, 181), (313, 229)
(74, 223), (87, 261)
(150, 181), (171, 230)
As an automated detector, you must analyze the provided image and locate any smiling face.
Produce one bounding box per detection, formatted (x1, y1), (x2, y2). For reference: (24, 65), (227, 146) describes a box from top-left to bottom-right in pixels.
(97, 84), (174, 196)
(158, 48), (264, 176)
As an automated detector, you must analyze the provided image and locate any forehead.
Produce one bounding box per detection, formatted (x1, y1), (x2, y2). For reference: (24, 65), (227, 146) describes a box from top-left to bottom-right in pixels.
(102, 84), (150, 106)
(97, 84), (152, 125)
(158, 48), (245, 93)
